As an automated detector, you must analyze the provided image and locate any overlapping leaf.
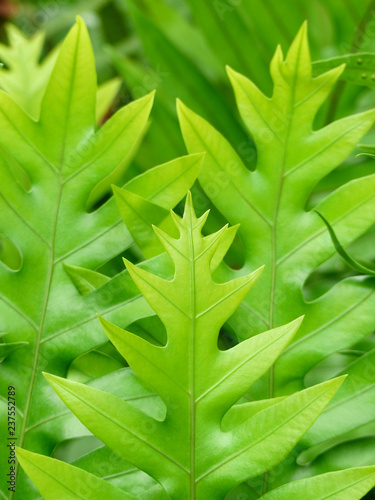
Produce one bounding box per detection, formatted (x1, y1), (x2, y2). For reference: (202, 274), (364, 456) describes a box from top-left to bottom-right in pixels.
(178, 24), (375, 493)
(0, 24), (59, 119)
(258, 467), (375, 500)
(0, 18), (201, 499)
(18, 195), (375, 500)
(0, 23), (121, 123)
(114, 0), (375, 269)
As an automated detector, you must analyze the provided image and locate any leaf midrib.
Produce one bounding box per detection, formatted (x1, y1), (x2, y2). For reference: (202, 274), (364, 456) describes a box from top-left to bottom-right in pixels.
(264, 33), (304, 495)
(187, 212), (197, 499)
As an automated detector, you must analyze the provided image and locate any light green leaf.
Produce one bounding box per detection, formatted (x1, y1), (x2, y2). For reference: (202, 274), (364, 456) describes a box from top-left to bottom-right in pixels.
(67, 350), (124, 383)
(0, 24), (59, 118)
(259, 467), (375, 500)
(16, 448), (135, 500)
(0, 17), (188, 499)
(64, 264), (111, 296)
(24, 195), (346, 500)
(114, 153), (204, 257)
(178, 23), (375, 492)
(178, 22), (375, 391)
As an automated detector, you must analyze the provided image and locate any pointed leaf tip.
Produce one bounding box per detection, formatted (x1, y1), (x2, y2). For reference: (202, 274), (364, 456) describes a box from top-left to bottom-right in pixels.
(330, 374), (347, 390)
(176, 97), (185, 112)
(75, 15), (85, 25)
(152, 223), (175, 244)
(285, 315), (305, 338)
(296, 20), (308, 40)
(292, 315), (305, 327)
(170, 208), (183, 227)
(275, 44), (283, 58)
(285, 20), (311, 67)
(15, 446), (30, 464)
(122, 257), (137, 274)
(122, 257), (131, 267)
(111, 183), (120, 194)
(226, 65), (237, 80)
(97, 313), (106, 326)
(146, 88), (156, 103)
(256, 264), (265, 275)
(183, 190), (196, 217)
(296, 22), (308, 42)
(42, 371), (63, 388)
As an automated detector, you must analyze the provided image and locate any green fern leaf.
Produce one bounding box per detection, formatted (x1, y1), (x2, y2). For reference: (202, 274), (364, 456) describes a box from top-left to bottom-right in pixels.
(16, 448), (136, 500)
(0, 18), (200, 499)
(178, 23), (375, 491)
(258, 467), (375, 500)
(0, 24), (59, 119)
(17, 195), (359, 499)
(0, 23), (121, 124)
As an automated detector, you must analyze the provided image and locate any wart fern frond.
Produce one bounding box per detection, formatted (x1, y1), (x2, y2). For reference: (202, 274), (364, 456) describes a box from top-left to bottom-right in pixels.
(178, 23), (375, 490)
(16, 195), (364, 500)
(0, 18), (201, 499)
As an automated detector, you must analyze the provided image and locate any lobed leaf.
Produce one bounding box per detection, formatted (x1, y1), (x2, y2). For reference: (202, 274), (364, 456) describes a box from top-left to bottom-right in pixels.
(0, 24), (59, 118)
(0, 18), (199, 499)
(178, 23), (375, 492)
(19, 196), (353, 500)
